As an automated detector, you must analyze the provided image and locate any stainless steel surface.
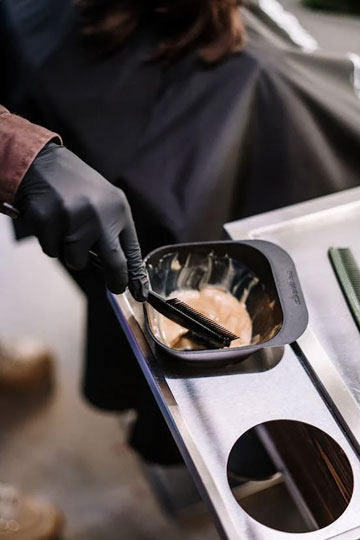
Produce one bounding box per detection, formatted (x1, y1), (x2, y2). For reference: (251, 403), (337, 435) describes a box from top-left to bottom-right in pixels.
(228, 195), (360, 399)
(110, 187), (360, 539)
(226, 187), (360, 431)
(111, 294), (360, 538)
(328, 528), (360, 540)
(226, 187), (360, 534)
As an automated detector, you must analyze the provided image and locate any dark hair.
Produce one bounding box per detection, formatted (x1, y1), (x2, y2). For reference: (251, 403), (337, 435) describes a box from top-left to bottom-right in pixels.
(76, 0), (244, 63)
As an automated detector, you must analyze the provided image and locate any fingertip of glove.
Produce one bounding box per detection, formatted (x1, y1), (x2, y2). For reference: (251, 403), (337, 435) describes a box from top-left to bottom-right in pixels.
(129, 278), (150, 302)
(107, 282), (127, 295)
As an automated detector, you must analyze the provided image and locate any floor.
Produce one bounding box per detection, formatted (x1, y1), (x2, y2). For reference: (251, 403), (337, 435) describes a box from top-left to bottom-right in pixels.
(0, 215), (218, 540)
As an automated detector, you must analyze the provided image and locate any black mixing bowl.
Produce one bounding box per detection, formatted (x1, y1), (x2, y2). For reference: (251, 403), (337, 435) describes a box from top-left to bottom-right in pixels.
(144, 240), (308, 366)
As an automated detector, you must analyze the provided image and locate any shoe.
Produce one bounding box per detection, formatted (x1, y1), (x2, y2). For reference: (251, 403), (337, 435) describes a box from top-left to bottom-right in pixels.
(0, 338), (54, 391)
(0, 484), (64, 539)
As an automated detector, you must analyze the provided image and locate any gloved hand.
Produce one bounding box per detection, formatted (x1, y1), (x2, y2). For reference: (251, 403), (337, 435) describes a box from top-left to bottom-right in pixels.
(15, 142), (149, 299)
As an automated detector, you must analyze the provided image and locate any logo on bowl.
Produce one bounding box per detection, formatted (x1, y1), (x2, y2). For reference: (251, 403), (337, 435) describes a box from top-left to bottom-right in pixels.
(288, 270), (301, 305)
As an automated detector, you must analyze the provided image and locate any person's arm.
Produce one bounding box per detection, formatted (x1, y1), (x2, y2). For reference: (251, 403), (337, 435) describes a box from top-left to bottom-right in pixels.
(0, 105), (60, 205)
(0, 106), (149, 299)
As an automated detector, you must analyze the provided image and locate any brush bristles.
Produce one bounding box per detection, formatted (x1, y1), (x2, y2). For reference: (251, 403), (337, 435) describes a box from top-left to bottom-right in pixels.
(167, 297), (239, 341)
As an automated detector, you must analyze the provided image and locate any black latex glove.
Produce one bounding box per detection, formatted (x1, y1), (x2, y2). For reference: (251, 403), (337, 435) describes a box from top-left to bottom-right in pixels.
(15, 142), (149, 299)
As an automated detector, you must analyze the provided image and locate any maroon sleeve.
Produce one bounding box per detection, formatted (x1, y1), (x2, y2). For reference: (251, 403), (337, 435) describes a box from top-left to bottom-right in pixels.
(0, 105), (62, 204)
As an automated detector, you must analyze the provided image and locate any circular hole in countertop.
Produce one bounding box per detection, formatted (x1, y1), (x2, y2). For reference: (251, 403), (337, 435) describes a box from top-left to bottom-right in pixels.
(227, 420), (354, 533)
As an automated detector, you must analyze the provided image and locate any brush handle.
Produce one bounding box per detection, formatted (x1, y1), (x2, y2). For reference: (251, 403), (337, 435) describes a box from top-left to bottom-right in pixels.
(0, 203), (21, 219)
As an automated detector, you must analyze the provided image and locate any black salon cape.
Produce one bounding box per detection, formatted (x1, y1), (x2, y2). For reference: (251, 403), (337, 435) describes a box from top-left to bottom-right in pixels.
(2, 1), (359, 462)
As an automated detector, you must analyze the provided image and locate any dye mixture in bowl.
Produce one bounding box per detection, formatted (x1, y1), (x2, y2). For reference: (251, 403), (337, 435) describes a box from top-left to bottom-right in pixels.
(158, 286), (252, 350)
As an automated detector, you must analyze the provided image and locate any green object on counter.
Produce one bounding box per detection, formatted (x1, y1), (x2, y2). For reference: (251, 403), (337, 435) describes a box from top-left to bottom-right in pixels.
(303, 0), (360, 14)
(328, 247), (360, 332)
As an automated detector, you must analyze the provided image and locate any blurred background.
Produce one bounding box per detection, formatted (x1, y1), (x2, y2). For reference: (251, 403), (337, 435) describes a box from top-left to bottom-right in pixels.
(0, 217), (218, 539)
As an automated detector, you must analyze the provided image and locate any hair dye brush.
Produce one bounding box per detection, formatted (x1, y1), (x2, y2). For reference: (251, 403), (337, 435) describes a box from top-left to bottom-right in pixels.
(146, 290), (238, 349)
(89, 251), (238, 349)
